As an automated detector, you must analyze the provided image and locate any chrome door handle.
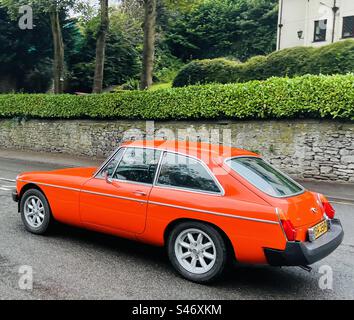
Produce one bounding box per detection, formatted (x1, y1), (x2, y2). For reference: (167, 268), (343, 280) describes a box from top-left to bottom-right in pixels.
(134, 190), (147, 196)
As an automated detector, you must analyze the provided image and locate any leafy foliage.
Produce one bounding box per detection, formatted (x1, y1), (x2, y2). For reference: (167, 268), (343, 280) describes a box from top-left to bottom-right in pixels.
(1, 75), (353, 121)
(173, 58), (243, 87)
(165, 0), (278, 61)
(173, 40), (354, 87)
(0, 2), (84, 93)
(0, 6), (54, 92)
(67, 8), (141, 93)
(0, 0), (280, 92)
(1, 0), (80, 15)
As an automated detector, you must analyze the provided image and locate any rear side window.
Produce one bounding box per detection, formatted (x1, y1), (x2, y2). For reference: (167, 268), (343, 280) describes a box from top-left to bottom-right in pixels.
(156, 153), (221, 194)
(225, 157), (303, 197)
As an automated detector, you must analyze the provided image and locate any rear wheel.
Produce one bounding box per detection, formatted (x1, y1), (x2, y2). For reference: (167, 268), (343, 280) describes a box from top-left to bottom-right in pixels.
(167, 221), (227, 283)
(20, 189), (52, 235)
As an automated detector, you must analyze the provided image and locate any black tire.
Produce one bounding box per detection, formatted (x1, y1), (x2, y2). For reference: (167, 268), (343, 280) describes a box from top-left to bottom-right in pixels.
(167, 221), (227, 284)
(20, 189), (52, 235)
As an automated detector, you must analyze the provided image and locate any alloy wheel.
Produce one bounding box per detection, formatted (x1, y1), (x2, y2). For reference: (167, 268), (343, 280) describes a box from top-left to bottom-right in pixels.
(24, 196), (45, 228)
(174, 228), (217, 274)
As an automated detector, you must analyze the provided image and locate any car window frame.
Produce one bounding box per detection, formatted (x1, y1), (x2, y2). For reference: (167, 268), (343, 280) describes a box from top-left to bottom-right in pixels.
(94, 147), (126, 179)
(154, 151), (224, 196)
(224, 156), (305, 199)
(94, 146), (224, 195)
(110, 147), (163, 187)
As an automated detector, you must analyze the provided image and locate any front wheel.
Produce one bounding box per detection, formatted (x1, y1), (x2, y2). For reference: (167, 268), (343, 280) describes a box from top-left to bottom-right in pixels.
(167, 221), (227, 283)
(20, 189), (52, 235)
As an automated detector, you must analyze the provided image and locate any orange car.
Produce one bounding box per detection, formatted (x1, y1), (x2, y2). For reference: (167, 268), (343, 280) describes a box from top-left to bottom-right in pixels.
(12, 140), (344, 283)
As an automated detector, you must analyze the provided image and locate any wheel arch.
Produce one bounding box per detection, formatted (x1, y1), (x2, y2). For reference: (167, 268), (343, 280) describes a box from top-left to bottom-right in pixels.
(18, 183), (49, 212)
(163, 218), (237, 264)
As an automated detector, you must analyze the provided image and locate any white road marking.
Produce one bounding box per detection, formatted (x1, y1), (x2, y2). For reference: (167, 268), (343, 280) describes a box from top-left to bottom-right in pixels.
(0, 178), (16, 183)
(0, 187), (14, 191)
(0, 185), (15, 189)
(331, 201), (354, 207)
(0, 177), (16, 191)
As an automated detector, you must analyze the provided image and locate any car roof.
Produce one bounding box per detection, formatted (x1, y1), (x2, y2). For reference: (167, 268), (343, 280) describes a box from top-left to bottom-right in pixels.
(121, 140), (259, 161)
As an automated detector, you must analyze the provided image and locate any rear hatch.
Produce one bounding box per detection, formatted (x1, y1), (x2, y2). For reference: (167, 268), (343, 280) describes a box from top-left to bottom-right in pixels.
(223, 157), (326, 241)
(278, 191), (324, 228)
(274, 191), (326, 242)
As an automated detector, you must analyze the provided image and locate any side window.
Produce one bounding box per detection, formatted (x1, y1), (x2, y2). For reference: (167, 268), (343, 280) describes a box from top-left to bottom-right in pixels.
(113, 148), (162, 184)
(156, 153), (221, 194)
(98, 148), (125, 178)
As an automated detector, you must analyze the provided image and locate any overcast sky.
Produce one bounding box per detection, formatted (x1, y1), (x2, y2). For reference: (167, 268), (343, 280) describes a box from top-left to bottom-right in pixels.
(69, 0), (123, 17)
(82, 0), (122, 8)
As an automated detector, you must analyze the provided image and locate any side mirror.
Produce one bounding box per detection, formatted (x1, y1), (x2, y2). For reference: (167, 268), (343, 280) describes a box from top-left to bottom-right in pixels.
(104, 171), (112, 184)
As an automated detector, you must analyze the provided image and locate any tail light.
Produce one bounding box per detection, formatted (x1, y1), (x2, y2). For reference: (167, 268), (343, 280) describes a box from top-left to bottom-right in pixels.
(281, 219), (297, 241)
(318, 194), (336, 219)
(322, 199), (336, 219)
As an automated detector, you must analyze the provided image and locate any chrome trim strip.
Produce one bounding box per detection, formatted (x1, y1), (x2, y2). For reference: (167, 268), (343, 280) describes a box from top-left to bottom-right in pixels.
(153, 184), (224, 197)
(18, 179), (148, 203)
(110, 147), (128, 179)
(93, 147), (123, 178)
(94, 147), (126, 178)
(19, 180), (277, 225)
(149, 200), (278, 225)
(153, 151), (165, 186)
(111, 178), (153, 188)
(18, 180), (81, 192)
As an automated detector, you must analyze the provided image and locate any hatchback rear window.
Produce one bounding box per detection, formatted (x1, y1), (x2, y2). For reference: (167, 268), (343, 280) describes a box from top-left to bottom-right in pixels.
(225, 157), (304, 197)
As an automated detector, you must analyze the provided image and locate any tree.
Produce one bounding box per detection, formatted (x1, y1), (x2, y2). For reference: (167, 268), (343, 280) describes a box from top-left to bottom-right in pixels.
(165, 0), (278, 62)
(1, 0), (79, 93)
(92, 0), (109, 93)
(49, 7), (65, 93)
(233, 0), (279, 60)
(67, 6), (141, 93)
(139, 0), (196, 90)
(0, 6), (54, 92)
(140, 0), (156, 90)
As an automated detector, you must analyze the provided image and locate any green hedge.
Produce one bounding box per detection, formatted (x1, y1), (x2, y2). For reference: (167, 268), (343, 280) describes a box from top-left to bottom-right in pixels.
(173, 40), (354, 87)
(172, 58), (244, 87)
(0, 74), (353, 121)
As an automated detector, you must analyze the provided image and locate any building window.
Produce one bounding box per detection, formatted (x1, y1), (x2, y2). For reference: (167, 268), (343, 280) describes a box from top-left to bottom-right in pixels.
(314, 19), (327, 42)
(343, 16), (354, 38)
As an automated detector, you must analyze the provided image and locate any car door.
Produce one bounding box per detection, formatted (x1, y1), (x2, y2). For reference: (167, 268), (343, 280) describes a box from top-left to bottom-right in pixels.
(147, 152), (225, 225)
(80, 147), (162, 234)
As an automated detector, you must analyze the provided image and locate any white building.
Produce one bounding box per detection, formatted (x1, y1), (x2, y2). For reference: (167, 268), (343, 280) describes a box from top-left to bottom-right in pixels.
(277, 0), (354, 50)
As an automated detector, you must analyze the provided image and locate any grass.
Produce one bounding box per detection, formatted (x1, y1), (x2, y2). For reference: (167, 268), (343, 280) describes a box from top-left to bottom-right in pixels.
(149, 82), (172, 91)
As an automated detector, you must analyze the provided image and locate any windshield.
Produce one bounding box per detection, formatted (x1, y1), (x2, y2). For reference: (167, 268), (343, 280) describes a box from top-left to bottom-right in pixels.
(225, 157), (304, 197)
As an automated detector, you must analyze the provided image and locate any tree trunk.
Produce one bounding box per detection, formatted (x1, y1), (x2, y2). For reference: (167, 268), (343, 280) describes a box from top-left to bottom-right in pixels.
(140, 0), (157, 90)
(49, 10), (65, 94)
(93, 0), (109, 94)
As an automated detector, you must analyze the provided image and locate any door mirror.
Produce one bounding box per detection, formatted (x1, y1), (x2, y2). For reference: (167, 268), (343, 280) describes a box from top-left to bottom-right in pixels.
(104, 171), (112, 184)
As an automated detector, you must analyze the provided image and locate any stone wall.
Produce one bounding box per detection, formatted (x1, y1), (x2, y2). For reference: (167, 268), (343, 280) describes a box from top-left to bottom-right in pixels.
(0, 119), (353, 182)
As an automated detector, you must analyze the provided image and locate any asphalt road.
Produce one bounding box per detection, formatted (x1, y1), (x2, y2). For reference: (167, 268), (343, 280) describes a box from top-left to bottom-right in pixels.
(0, 157), (353, 300)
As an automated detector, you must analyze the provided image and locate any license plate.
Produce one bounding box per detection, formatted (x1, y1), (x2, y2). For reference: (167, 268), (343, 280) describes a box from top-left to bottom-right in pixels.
(309, 220), (328, 242)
